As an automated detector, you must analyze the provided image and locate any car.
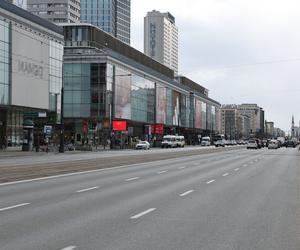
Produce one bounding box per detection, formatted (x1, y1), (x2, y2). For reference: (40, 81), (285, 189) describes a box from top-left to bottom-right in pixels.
(286, 140), (296, 148)
(175, 135), (185, 147)
(215, 139), (225, 147)
(268, 140), (279, 149)
(247, 139), (258, 149)
(135, 141), (150, 150)
(201, 136), (211, 146)
(161, 135), (177, 148)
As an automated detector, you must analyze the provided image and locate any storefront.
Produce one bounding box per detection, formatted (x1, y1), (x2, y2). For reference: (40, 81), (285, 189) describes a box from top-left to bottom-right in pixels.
(0, 1), (64, 150)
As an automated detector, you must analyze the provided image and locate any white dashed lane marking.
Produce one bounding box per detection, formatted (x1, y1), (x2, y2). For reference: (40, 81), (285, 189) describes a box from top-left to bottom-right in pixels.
(206, 180), (215, 184)
(125, 177), (140, 182)
(234, 168), (240, 171)
(157, 170), (168, 174)
(180, 190), (194, 197)
(130, 208), (156, 219)
(0, 203), (30, 212)
(222, 173), (229, 177)
(61, 246), (77, 250)
(76, 186), (99, 193)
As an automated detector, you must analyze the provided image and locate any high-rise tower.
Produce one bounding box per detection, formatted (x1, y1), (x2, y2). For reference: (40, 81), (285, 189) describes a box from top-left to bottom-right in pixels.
(144, 10), (179, 75)
(27, 0), (80, 23)
(80, 0), (131, 44)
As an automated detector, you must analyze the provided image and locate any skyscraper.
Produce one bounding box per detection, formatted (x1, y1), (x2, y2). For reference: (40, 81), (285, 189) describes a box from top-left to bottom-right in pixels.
(144, 10), (179, 75)
(80, 0), (131, 44)
(27, 0), (80, 23)
(5, 0), (27, 9)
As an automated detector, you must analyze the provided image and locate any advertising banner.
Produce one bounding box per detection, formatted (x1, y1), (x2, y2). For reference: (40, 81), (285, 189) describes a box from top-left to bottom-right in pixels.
(172, 91), (181, 126)
(11, 26), (49, 109)
(112, 120), (127, 131)
(114, 68), (131, 120)
(156, 84), (166, 124)
(195, 99), (202, 129)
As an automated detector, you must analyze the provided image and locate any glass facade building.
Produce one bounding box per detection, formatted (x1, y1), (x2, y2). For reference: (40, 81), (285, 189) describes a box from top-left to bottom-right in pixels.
(0, 1), (64, 148)
(80, 0), (130, 44)
(63, 24), (221, 146)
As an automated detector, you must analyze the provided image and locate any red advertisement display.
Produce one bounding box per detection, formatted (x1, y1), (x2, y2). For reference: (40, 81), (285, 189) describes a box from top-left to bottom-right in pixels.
(151, 124), (164, 135)
(112, 120), (127, 131)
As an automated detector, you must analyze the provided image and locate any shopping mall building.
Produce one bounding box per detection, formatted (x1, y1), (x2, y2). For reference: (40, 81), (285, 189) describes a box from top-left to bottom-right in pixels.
(62, 24), (221, 146)
(0, 1), (64, 149)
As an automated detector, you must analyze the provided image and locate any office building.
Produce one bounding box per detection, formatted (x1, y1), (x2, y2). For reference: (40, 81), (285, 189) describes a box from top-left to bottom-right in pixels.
(27, 0), (80, 23)
(144, 10), (178, 75)
(0, 1), (64, 149)
(238, 104), (265, 138)
(5, 0), (27, 9)
(62, 24), (220, 146)
(80, 0), (131, 44)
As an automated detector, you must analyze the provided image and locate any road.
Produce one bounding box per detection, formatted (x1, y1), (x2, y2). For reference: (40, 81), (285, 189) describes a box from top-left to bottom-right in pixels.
(0, 147), (299, 250)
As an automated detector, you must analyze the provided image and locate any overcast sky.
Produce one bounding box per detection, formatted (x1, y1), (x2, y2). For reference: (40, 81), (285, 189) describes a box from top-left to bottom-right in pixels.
(131, 0), (300, 132)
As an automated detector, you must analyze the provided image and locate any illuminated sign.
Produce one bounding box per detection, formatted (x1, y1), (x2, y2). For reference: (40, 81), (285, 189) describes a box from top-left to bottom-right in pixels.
(113, 120), (127, 131)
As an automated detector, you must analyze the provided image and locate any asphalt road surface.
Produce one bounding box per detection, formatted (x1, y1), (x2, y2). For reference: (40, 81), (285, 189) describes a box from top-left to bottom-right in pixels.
(0, 147), (299, 250)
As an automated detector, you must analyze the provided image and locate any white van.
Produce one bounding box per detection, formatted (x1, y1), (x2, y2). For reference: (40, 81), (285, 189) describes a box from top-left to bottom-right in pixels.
(161, 135), (177, 148)
(175, 135), (185, 147)
(201, 136), (211, 146)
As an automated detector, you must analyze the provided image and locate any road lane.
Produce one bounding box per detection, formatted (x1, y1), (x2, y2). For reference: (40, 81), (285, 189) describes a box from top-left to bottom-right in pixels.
(1, 148), (295, 250)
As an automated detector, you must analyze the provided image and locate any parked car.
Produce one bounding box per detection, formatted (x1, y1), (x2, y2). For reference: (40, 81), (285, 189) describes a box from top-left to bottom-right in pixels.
(286, 140), (296, 148)
(201, 136), (211, 146)
(247, 139), (258, 149)
(161, 135), (177, 148)
(175, 135), (185, 147)
(215, 139), (225, 147)
(135, 141), (150, 150)
(268, 140), (279, 149)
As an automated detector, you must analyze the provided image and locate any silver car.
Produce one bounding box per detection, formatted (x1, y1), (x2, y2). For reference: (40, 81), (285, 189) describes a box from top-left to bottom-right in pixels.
(135, 141), (150, 150)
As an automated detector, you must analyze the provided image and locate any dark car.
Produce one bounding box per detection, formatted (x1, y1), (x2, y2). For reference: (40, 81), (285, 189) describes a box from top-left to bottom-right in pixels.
(286, 140), (296, 148)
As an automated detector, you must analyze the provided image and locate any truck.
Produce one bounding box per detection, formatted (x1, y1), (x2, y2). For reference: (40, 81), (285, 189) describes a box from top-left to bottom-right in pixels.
(201, 136), (211, 146)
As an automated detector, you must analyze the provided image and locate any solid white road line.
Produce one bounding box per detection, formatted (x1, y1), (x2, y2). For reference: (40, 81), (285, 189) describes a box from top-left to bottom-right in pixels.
(206, 180), (215, 184)
(76, 186), (99, 193)
(0, 203), (30, 212)
(234, 168), (240, 171)
(61, 246), (77, 250)
(180, 190), (194, 197)
(157, 170), (167, 174)
(130, 208), (156, 219)
(222, 173), (229, 177)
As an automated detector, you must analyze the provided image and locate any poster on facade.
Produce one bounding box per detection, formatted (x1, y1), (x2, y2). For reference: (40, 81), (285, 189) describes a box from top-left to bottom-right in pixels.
(156, 85), (166, 124)
(114, 68), (131, 120)
(201, 102), (207, 130)
(172, 91), (181, 126)
(195, 99), (202, 129)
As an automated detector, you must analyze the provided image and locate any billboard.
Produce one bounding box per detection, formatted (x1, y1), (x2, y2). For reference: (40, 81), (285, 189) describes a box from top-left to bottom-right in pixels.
(195, 99), (202, 129)
(11, 26), (49, 109)
(172, 91), (181, 126)
(156, 84), (166, 124)
(113, 120), (127, 131)
(114, 68), (131, 120)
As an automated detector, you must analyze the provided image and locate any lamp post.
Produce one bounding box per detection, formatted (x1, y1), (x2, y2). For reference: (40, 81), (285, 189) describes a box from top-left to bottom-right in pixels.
(59, 85), (64, 153)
